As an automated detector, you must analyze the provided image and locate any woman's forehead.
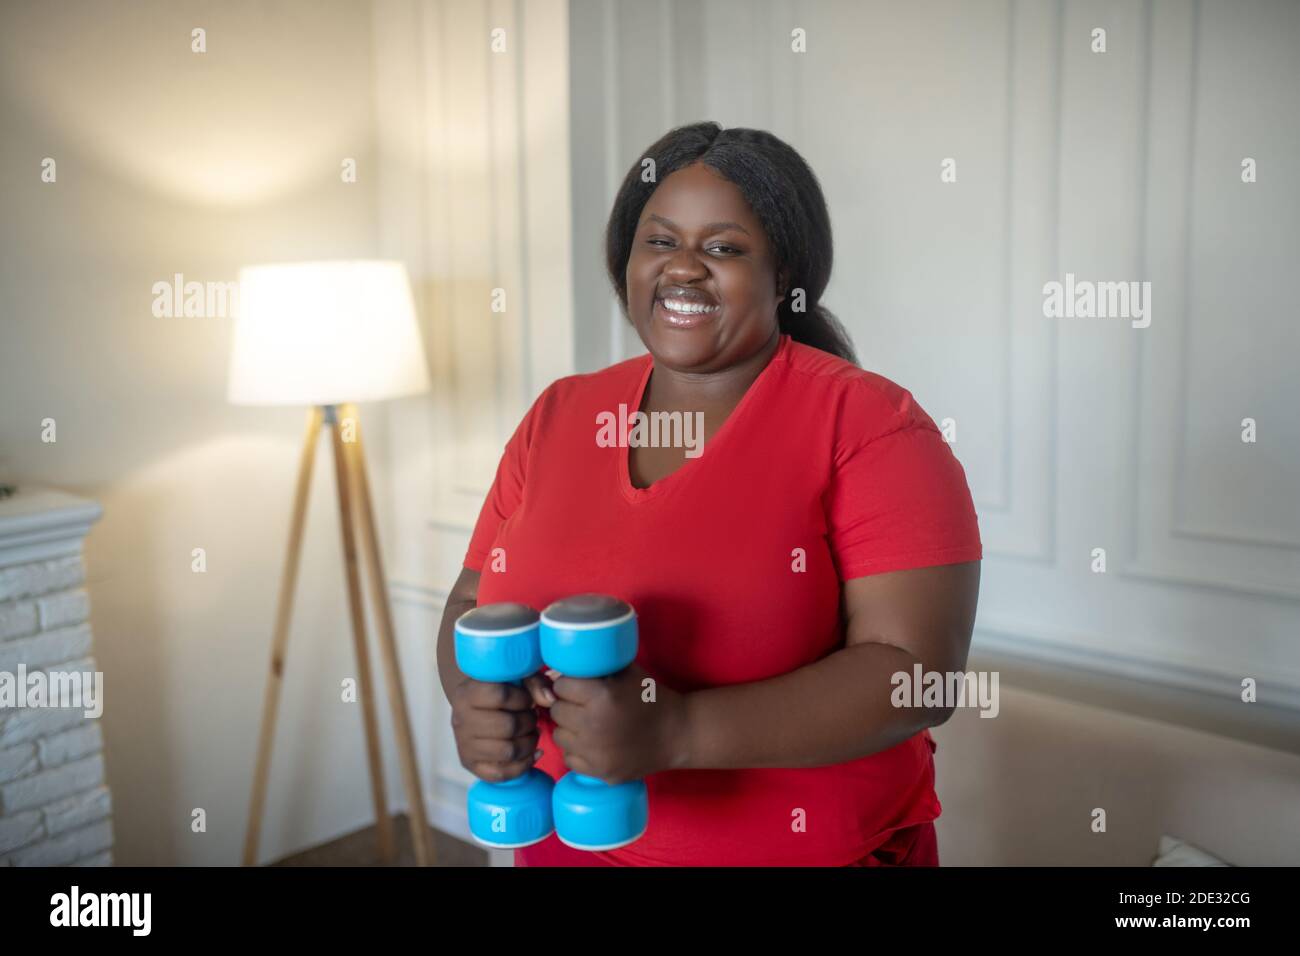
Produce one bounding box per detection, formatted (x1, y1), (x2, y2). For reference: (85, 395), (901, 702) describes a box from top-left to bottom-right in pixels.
(640, 166), (760, 231)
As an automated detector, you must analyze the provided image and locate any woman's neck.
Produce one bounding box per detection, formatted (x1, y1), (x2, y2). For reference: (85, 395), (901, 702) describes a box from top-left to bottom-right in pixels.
(645, 328), (781, 412)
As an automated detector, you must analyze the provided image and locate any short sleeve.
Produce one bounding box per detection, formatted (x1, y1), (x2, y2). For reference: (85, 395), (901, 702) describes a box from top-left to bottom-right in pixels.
(824, 386), (982, 580)
(463, 386), (550, 571)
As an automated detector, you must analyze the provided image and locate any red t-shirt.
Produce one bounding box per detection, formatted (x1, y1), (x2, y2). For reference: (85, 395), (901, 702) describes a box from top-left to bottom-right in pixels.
(463, 333), (982, 866)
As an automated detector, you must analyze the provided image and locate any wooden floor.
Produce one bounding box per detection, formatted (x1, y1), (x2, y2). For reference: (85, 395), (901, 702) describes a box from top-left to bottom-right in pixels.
(270, 814), (489, 867)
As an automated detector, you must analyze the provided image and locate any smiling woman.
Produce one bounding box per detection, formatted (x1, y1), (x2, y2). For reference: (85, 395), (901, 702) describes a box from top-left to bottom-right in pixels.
(609, 124), (855, 372)
(436, 121), (983, 867)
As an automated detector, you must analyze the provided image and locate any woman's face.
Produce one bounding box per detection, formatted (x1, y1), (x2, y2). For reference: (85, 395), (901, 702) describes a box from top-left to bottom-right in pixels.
(626, 161), (786, 375)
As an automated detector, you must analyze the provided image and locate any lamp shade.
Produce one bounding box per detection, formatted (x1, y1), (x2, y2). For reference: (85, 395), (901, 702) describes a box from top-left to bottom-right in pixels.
(227, 260), (431, 406)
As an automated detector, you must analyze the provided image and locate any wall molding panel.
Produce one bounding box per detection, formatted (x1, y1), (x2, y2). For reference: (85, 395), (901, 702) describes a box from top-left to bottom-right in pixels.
(1122, 0), (1300, 603)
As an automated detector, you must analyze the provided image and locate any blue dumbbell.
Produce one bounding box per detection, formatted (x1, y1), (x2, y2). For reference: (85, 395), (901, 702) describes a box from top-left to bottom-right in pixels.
(539, 594), (648, 851)
(453, 602), (554, 849)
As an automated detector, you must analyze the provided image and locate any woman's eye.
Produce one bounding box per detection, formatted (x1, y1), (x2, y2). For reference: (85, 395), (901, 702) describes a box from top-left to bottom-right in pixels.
(645, 239), (739, 255)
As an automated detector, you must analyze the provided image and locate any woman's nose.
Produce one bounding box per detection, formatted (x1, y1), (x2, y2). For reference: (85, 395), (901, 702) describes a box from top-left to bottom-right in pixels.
(664, 248), (709, 278)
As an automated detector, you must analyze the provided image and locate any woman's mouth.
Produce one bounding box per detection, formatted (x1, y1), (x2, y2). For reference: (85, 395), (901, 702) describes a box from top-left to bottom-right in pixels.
(655, 296), (721, 328)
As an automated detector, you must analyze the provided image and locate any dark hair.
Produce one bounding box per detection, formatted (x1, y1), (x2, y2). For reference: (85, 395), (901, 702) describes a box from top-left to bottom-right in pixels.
(604, 121), (858, 365)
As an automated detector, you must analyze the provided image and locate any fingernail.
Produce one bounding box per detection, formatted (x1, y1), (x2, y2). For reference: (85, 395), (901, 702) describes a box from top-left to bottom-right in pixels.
(545, 669), (560, 680)
(542, 689), (556, 704)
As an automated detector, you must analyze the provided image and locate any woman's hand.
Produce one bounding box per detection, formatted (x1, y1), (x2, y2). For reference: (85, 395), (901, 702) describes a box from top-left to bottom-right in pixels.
(448, 677), (540, 782)
(548, 661), (691, 784)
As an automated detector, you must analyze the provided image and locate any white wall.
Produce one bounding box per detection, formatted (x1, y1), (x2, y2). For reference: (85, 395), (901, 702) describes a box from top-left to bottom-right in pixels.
(0, 0), (409, 865)
(557, 0), (1300, 864)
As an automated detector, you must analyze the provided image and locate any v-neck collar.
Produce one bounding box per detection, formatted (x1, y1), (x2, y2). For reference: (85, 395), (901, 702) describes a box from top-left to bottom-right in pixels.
(617, 334), (791, 503)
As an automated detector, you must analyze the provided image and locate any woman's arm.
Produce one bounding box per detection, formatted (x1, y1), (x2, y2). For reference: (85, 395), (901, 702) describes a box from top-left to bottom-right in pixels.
(436, 567), (481, 702)
(677, 561), (981, 770)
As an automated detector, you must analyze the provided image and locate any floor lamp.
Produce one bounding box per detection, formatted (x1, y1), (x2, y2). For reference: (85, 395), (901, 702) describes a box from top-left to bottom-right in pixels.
(228, 260), (435, 866)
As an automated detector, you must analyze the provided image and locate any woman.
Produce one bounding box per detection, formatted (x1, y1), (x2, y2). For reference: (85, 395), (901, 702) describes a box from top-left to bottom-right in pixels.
(436, 122), (982, 867)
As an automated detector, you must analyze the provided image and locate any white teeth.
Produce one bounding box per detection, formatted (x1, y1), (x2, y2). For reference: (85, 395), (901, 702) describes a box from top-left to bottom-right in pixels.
(659, 298), (718, 314)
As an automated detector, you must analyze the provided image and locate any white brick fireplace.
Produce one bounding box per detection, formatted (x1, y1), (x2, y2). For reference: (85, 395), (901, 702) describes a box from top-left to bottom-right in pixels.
(0, 487), (113, 866)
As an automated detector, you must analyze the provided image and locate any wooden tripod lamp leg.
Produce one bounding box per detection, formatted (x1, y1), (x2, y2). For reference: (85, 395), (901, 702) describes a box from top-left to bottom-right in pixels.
(328, 406), (397, 864)
(244, 406), (324, 867)
(342, 403), (436, 867)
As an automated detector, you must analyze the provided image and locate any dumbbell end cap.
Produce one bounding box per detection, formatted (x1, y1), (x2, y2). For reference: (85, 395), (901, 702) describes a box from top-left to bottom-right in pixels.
(471, 829), (556, 850)
(540, 593), (633, 627)
(455, 602), (540, 636)
(554, 826), (649, 852)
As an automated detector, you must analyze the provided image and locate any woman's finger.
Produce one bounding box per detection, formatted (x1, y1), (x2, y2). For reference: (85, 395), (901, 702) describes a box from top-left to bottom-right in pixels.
(551, 726), (581, 759)
(523, 671), (556, 707)
(470, 758), (533, 783)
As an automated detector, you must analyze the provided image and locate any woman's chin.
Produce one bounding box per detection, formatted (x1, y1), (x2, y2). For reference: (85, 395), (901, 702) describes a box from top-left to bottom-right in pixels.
(644, 324), (721, 369)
